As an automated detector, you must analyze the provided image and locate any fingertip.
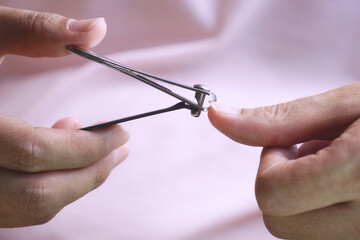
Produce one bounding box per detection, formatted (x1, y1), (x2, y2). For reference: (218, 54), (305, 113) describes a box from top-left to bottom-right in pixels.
(52, 118), (82, 129)
(256, 146), (299, 216)
(84, 17), (107, 48)
(210, 102), (240, 115)
(107, 126), (130, 152)
(207, 104), (217, 126)
(113, 145), (130, 167)
(65, 17), (107, 51)
(208, 102), (239, 126)
(208, 102), (257, 144)
(88, 124), (130, 153)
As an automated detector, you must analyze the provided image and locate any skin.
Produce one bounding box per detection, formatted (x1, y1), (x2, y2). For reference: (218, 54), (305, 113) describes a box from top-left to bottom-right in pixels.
(0, 6), (129, 227)
(208, 83), (360, 239)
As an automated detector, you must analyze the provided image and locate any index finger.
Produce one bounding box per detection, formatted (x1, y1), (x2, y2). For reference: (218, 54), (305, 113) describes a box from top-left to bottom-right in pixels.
(0, 115), (129, 172)
(208, 83), (360, 147)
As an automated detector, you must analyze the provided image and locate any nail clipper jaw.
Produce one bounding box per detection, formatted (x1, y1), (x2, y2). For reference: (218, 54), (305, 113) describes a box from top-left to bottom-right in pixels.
(191, 84), (216, 117)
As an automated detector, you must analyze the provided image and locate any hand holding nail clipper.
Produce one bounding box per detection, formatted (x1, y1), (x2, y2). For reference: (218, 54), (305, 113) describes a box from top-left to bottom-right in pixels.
(0, 6), (129, 227)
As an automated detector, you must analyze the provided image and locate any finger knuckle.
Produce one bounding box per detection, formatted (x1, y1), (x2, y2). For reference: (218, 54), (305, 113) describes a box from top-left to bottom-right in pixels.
(11, 133), (43, 172)
(327, 126), (360, 198)
(17, 177), (56, 221)
(22, 11), (64, 41)
(255, 169), (292, 216)
(255, 173), (280, 215)
(24, 12), (50, 33)
(260, 102), (296, 144)
(263, 215), (290, 239)
(263, 102), (294, 125)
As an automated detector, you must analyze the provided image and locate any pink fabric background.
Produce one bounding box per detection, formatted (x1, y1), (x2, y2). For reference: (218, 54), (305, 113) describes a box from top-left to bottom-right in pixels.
(0, 0), (358, 239)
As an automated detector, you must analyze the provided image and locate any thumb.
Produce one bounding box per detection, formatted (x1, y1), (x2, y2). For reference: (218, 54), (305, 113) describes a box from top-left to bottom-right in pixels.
(0, 6), (106, 57)
(208, 83), (360, 147)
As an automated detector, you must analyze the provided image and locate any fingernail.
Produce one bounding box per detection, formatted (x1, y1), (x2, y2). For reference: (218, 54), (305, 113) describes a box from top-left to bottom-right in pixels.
(210, 102), (241, 115)
(68, 17), (105, 32)
(113, 145), (130, 167)
(106, 127), (130, 152)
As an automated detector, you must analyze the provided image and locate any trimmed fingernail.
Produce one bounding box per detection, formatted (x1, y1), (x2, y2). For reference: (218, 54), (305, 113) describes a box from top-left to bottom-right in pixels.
(106, 127), (130, 152)
(113, 145), (130, 167)
(68, 17), (105, 32)
(210, 102), (241, 115)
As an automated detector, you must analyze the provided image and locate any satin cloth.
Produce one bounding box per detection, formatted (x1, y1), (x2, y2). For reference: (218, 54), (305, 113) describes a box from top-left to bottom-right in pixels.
(0, 1), (358, 239)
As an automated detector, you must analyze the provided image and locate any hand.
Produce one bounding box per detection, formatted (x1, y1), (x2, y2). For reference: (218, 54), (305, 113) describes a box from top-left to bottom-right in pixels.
(0, 6), (106, 59)
(0, 6), (130, 227)
(209, 82), (360, 240)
